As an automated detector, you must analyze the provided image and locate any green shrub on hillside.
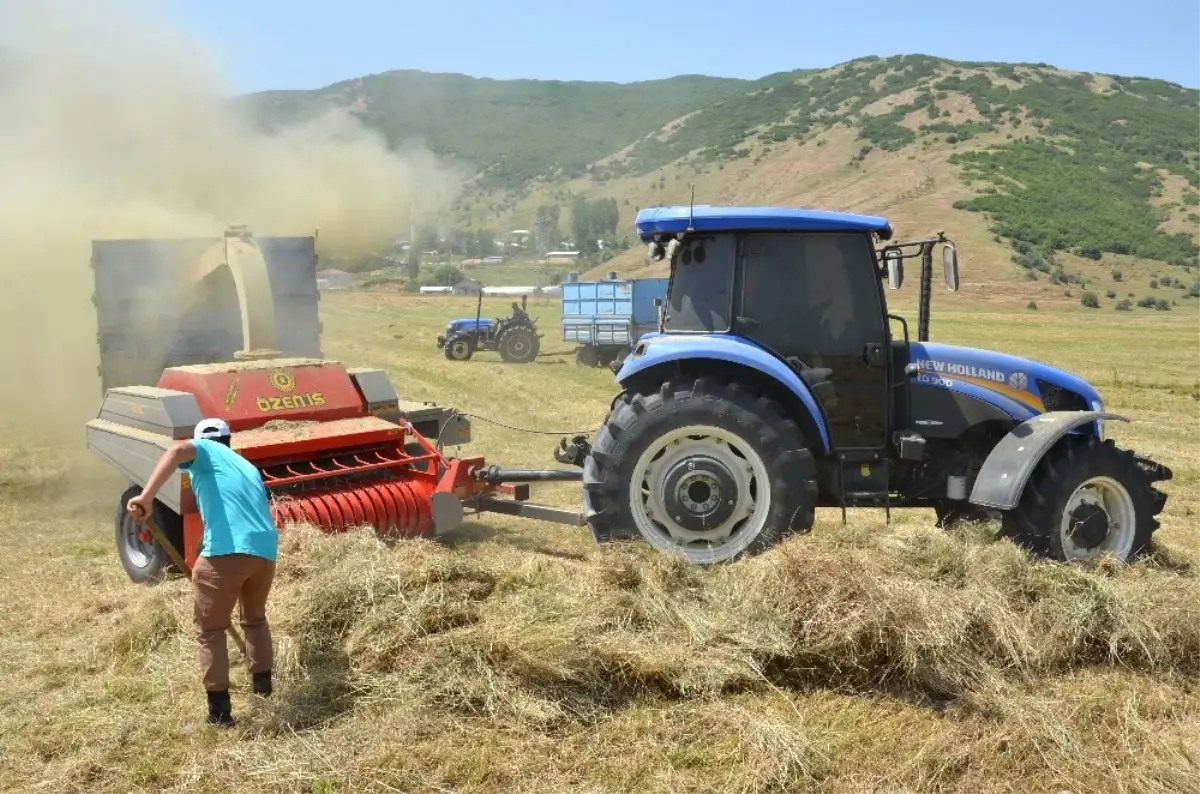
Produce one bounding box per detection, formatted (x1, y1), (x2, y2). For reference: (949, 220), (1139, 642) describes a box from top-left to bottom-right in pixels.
(953, 140), (1197, 265)
(942, 68), (1197, 270)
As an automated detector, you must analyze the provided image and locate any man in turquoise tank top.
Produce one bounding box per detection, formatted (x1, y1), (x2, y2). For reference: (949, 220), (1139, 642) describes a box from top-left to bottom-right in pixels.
(127, 417), (278, 727)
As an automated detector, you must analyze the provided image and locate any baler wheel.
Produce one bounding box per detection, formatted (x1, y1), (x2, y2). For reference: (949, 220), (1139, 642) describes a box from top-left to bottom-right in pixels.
(115, 485), (184, 584)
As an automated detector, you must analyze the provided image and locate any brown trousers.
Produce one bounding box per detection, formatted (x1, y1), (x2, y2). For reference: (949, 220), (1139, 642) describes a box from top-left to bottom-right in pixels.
(193, 553), (275, 692)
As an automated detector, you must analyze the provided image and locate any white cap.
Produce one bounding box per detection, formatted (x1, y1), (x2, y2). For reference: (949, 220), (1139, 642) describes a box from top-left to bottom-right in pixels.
(193, 418), (232, 440)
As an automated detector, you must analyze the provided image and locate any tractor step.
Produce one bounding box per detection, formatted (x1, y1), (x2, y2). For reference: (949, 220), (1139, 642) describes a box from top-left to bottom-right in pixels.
(836, 450), (891, 524)
(843, 490), (892, 506)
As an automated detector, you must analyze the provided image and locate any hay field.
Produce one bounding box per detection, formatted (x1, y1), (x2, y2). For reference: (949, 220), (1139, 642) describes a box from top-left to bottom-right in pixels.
(0, 291), (1197, 793)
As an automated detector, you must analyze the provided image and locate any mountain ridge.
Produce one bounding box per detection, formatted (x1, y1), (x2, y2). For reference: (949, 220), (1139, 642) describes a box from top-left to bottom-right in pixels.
(233, 55), (1200, 300)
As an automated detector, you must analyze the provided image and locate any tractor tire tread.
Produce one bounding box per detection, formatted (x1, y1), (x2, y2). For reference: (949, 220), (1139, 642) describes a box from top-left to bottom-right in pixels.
(1005, 435), (1160, 562)
(498, 326), (540, 364)
(582, 374), (819, 562)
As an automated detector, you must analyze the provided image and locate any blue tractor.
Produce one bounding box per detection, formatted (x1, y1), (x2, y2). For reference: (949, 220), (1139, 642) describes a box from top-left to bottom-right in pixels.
(437, 292), (542, 363)
(558, 205), (1173, 565)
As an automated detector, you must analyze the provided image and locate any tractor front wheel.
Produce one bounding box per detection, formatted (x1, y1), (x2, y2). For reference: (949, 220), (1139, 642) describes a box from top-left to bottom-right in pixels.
(443, 334), (475, 361)
(498, 327), (540, 363)
(582, 375), (819, 564)
(1003, 436), (1163, 564)
(115, 485), (184, 584)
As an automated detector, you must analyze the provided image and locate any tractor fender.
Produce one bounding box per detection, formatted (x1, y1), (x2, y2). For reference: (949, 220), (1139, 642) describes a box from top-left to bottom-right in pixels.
(968, 410), (1130, 510)
(616, 334), (831, 452)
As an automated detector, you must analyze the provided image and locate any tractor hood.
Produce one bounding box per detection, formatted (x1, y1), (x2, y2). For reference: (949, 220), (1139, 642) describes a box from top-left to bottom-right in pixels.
(447, 318), (494, 333)
(909, 341), (1103, 417)
(618, 333), (1104, 423)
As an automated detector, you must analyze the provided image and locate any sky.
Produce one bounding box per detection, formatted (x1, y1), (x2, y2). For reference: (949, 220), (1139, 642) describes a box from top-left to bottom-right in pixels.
(163, 0), (1200, 94)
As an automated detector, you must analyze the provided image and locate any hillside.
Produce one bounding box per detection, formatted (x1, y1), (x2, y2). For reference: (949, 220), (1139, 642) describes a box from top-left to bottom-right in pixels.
(241, 55), (1200, 306)
(237, 70), (755, 190)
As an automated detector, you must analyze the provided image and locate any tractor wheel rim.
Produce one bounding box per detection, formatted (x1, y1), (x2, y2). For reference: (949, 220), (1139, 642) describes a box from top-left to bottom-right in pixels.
(1059, 475), (1136, 561)
(451, 340), (469, 357)
(629, 424), (769, 562)
(509, 336), (528, 355)
(121, 516), (155, 568)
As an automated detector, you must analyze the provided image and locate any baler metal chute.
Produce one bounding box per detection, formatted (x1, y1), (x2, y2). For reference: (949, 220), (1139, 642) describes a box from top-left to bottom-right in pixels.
(86, 225), (580, 583)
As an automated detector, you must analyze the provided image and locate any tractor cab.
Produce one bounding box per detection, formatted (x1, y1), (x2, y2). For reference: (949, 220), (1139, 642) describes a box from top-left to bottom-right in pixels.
(629, 205), (958, 454)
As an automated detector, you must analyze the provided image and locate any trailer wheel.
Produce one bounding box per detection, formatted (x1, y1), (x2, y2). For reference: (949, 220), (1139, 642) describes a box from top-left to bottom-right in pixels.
(575, 346), (597, 367)
(1004, 436), (1163, 564)
(115, 485), (184, 584)
(443, 334), (475, 361)
(498, 326), (540, 363)
(583, 375), (819, 564)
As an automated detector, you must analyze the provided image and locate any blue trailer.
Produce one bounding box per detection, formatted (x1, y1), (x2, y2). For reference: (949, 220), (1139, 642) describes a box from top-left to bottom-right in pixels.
(561, 277), (669, 368)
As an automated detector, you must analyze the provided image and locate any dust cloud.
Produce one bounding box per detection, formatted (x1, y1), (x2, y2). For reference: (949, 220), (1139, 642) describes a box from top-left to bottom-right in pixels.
(0, 0), (462, 438)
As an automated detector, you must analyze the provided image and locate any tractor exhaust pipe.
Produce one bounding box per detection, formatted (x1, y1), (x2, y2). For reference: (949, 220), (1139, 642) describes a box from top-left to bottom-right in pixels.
(918, 241), (933, 342)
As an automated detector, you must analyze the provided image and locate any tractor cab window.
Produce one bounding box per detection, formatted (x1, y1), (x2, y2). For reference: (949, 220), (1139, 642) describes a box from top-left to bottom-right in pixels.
(663, 235), (736, 333)
(739, 232), (883, 357)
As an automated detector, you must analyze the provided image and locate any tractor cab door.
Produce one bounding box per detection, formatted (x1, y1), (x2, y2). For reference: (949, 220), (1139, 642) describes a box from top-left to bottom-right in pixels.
(737, 232), (891, 452)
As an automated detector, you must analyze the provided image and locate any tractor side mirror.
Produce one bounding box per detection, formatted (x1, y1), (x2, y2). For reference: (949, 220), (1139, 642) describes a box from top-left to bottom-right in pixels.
(942, 244), (960, 292)
(885, 250), (903, 290)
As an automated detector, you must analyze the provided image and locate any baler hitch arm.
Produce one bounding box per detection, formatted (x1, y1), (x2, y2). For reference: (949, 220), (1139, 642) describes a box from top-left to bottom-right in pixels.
(462, 463), (587, 528)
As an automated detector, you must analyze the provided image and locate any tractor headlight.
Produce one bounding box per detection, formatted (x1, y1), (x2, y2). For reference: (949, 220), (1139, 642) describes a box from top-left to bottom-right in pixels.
(1091, 399), (1105, 440)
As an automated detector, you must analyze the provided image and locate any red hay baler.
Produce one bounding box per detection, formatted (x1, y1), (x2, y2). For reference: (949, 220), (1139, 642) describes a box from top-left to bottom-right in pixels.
(85, 226), (583, 583)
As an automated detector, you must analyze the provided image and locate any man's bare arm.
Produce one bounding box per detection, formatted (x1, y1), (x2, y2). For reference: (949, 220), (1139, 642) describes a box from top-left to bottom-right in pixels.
(127, 440), (196, 518)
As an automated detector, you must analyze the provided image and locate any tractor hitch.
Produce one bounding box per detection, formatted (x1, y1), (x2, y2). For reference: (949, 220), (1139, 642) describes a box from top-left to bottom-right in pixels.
(553, 435), (593, 468)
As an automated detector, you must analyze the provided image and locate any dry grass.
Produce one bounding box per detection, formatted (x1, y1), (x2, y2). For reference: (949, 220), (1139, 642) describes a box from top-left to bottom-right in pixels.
(1, 291), (1197, 793)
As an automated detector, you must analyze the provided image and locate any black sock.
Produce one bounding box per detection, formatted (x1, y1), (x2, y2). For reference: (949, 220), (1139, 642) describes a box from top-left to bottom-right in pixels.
(252, 670), (273, 698)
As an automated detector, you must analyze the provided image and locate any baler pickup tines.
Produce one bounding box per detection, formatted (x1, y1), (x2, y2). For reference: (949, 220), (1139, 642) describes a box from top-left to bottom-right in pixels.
(259, 446), (429, 489)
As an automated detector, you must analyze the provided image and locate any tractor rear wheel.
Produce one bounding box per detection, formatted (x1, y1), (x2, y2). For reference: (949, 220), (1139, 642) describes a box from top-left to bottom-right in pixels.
(1003, 436), (1163, 564)
(115, 485), (184, 584)
(582, 375), (819, 564)
(444, 334), (475, 361)
(498, 326), (540, 363)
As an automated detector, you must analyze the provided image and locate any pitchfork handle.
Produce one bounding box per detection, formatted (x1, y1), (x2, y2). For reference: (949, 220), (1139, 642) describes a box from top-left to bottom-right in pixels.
(141, 515), (248, 656)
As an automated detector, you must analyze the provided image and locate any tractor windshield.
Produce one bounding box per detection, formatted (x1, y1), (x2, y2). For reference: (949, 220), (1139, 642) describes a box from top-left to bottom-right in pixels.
(663, 234), (736, 333)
